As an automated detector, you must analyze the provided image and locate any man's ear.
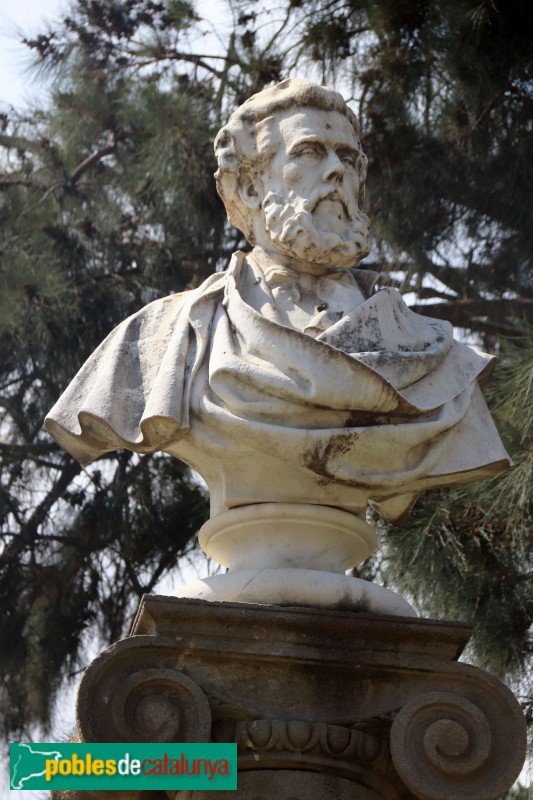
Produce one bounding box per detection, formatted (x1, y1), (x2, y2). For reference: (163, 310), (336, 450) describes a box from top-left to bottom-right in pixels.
(237, 173), (262, 210)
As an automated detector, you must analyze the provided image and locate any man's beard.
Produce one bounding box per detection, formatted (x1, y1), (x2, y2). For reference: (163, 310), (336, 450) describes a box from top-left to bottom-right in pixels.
(261, 187), (371, 269)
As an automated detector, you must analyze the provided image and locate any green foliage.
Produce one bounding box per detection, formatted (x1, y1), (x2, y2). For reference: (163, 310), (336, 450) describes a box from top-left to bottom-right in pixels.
(2, 0), (533, 752)
(229, 0), (533, 757)
(233, 0), (533, 745)
(0, 0), (284, 737)
(1, 453), (207, 735)
(279, 0), (533, 342)
(503, 783), (533, 800)
(378, 336), (533, 734)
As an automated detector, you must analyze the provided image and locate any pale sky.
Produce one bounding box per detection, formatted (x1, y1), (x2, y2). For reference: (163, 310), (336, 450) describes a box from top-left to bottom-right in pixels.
(0, 2), (220, 795)
(0, 0), (69, 109)
(1, 1), (531, 795)
(0, 0), (231, 110)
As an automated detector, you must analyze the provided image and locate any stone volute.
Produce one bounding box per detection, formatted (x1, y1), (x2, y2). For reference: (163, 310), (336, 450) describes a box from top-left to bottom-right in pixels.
(46, 78), (526, 800)
(60, 597), (526, 800)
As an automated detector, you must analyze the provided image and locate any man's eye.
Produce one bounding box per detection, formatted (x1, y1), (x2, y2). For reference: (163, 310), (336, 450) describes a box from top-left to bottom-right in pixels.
(296, 146), (319, 158)
(340, 153), (356, 167)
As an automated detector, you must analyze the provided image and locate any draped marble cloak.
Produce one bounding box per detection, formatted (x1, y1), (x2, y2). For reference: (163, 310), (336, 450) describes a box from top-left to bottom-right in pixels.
(45, 252), (510, 524)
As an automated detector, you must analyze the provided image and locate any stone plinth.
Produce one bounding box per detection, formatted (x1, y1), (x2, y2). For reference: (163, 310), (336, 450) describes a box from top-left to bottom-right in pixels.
(173, 504), (416, 617)
(59, 595), (526, 800)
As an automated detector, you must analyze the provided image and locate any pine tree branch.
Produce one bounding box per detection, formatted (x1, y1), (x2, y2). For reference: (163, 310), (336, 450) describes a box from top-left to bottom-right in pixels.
(0, 177), (46, 191)
(0, 396), (34, 443)
(38, 132), (117, 203)
(68, 132), (116, 186)
(409, 298), (533, 332)
(119, 554), (145, 598)
(133, 49), (235, 78)
(24, 459), (82, 537)
(143, 542), (194, 594)
(424, 263), (468, 295)
(0, 459), (82, 566)
(0, 440), (60, 455)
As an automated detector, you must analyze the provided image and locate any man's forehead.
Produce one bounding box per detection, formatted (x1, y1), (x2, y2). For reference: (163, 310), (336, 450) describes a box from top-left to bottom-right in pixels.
(274, 107), (358, 148)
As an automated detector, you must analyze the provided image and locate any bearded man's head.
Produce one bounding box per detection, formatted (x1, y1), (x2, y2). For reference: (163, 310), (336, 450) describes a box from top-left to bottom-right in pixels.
(214, 79), (371, 269)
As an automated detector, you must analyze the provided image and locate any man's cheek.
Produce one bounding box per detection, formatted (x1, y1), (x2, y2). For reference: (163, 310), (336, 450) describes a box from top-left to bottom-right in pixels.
(282, 162), (307, 187)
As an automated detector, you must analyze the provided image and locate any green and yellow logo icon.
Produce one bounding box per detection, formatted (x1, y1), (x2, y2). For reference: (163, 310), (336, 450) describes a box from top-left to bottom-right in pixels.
(10, 742), (237, 790)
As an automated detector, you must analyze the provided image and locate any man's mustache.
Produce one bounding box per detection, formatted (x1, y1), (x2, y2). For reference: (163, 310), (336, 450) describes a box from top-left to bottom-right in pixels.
(307, 188), (354, 221)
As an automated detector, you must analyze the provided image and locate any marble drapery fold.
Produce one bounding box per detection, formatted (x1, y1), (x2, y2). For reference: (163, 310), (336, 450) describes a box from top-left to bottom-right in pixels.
(45, 253), (510, 523)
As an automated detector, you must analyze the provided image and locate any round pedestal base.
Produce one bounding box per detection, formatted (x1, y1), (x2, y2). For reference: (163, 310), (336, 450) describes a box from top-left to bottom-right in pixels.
(199, 502), (376, 573)
(173, 568), (417, 617)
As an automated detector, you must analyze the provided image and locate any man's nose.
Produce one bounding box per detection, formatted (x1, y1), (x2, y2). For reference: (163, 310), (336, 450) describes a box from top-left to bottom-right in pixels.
(323, 151), (345, 183)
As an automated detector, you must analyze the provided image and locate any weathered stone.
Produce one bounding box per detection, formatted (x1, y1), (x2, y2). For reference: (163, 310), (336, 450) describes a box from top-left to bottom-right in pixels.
(51, 791), (161, 800)
(44, 79), (525, 799)
(175, 503), (413, 616)
(60, 596), (526, 800)
(172, 770), (384, 800)
(45, 79), (510, 606)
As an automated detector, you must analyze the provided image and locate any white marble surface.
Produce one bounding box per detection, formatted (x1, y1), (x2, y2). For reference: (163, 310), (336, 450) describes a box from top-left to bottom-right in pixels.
(173, 567), (417, 617)
(45, 79), (510, 609)
(198, 503), (376, 573)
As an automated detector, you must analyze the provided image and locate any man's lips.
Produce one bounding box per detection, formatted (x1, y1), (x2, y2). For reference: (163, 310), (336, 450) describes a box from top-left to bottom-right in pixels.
(311, 190), (352, 220)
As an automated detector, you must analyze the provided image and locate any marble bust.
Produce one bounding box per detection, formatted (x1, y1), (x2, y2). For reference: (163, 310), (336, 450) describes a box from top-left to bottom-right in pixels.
(45, 79), (510, 612)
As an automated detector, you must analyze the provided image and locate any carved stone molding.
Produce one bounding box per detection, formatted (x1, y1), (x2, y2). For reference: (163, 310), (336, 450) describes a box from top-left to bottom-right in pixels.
(69, 597), (526, 800)
(390, 690), (525, 800)
(77, 639), (211, 744)
(213, 717), (400, 799)
(216, 717), (391, 764)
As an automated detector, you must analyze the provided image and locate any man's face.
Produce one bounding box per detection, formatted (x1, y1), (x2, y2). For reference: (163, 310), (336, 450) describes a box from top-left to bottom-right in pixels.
(256, 107), (370, 268)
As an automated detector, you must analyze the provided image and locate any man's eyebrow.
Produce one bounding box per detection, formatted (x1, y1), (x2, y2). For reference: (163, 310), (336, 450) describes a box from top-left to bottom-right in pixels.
(288, 135), (324, 151)
(336, 143), (359, 151)
(288, 135), (359, 154)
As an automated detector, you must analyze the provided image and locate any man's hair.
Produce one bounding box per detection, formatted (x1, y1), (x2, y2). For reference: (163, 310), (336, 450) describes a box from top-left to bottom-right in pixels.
(214, 78), (368, 244)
